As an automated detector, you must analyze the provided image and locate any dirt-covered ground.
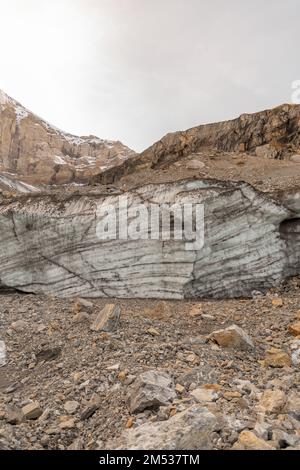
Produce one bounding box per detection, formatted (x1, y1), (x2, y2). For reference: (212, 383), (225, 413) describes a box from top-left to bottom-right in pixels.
(0, 279), (300, 450)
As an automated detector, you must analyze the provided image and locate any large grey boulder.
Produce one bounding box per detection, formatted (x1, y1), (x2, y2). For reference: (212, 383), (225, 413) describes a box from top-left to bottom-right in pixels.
(110, 406), (218, 450)
(128, 370), (176, 414)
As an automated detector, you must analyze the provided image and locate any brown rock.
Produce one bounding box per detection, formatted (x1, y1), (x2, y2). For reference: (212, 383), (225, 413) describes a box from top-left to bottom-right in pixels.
(258, 390), (286, 414)
(264, 348), (291, 368)
(5, 408), (23, 425)
(68, 438), (84, 450)
(73, 298), (94, 313)
(72, 312), (90, 324)
(175, 384), (185, 394)
(272, 298), (283, 307)
(90, 304), (121, 332)
(126, 418), (134, 429)
(289, 321), (300, 337)
(147, 327), (161, 337)
(223, 391), (242, 400)
(207, 325), (254, 350)
(233, 431), (275, 450)
(190, 388), (219, 403)
(59, 417), (76, 429)
(189, 306), (202, 318)
(22, 402), (43, 420)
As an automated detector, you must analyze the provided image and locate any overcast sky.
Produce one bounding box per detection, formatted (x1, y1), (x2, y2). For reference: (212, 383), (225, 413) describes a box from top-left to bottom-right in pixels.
(0, 0), (299, 151)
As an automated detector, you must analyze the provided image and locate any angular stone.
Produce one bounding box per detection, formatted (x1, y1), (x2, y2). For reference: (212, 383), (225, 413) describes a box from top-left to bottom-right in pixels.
(36, 347), (61, 363)
(175, 384), (185, 394)
(72, 312), (90, 324)
(68, 438), (84, 450)
(207, 325), (254, 350)
(223, 391), (242, 400)
(178, 366), (218, 388)
(5, 407), (23, 425)
(285, 392), (300, 420)
(289, 321), (300, 337)
(22, 402), (43, 420)
(258, 390), (286, 414)
(80, 403), (99, 421)
(73, 298), (94, 313)
(0, 340), (6, 367)
(110, 406), (218, 450)
(147, 327), (160, 337)
(272, 298), (283, 307)
(191, 388), (219, 403)
(264, 348), (291, 368)
(90, 304), (121, 332)
(232, 431), (275, 450)
(128, 370), (176, 414)
(64, 401), (79, 414)
(59, 417), (76, 429)
(271, 429), (300, 449)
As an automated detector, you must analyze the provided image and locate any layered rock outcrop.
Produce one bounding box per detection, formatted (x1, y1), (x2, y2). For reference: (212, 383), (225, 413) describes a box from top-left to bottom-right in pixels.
(94, 104), (300, 184)
(0, 179), (299, 299)
(0, 90), (135, 185)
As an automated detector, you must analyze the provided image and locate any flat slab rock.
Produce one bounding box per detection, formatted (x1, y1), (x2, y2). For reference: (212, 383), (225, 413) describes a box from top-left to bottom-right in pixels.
(0, 179), (299, 299)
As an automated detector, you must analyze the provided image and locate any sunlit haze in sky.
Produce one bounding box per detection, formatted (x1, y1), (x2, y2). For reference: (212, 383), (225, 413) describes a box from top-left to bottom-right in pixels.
(0, 0), (299, 151)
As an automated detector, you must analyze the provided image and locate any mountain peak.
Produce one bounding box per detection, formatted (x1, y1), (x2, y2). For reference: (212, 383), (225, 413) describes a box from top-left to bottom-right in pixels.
(0, 90), (136, 185)
(0, 89), (11, 106)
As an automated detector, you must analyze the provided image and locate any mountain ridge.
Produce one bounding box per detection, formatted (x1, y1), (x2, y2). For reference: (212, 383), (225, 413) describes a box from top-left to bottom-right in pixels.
(0, 89), (136, 186)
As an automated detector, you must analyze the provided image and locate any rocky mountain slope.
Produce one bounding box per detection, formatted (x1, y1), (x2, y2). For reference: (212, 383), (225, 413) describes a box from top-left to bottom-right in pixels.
(0, 90), (135, 186)
(95, 103), (300, 185)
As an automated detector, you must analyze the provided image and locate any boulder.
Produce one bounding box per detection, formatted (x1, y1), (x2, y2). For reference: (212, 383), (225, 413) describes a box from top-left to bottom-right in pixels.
(22, 402), (43, 420)
(289, 321), (300, 337)
(264, 348), (291, 368)
(232, 431), (275, 450)
(90, 304), (121, 332)
(258, 390), (286, 414)
(110, 406), (218, 450)
(128, 370), (176, 414)
(207, 325), (254, 350)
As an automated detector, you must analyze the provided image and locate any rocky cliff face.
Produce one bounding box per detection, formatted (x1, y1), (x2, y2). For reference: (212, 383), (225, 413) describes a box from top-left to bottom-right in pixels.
(0, 90), (135, 185)
(0, 180), (299, 299)
(94, 104), (300, 184)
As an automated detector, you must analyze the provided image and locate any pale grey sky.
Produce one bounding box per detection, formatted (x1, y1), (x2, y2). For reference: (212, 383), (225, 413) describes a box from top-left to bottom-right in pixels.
(0, 0), (299, 151)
